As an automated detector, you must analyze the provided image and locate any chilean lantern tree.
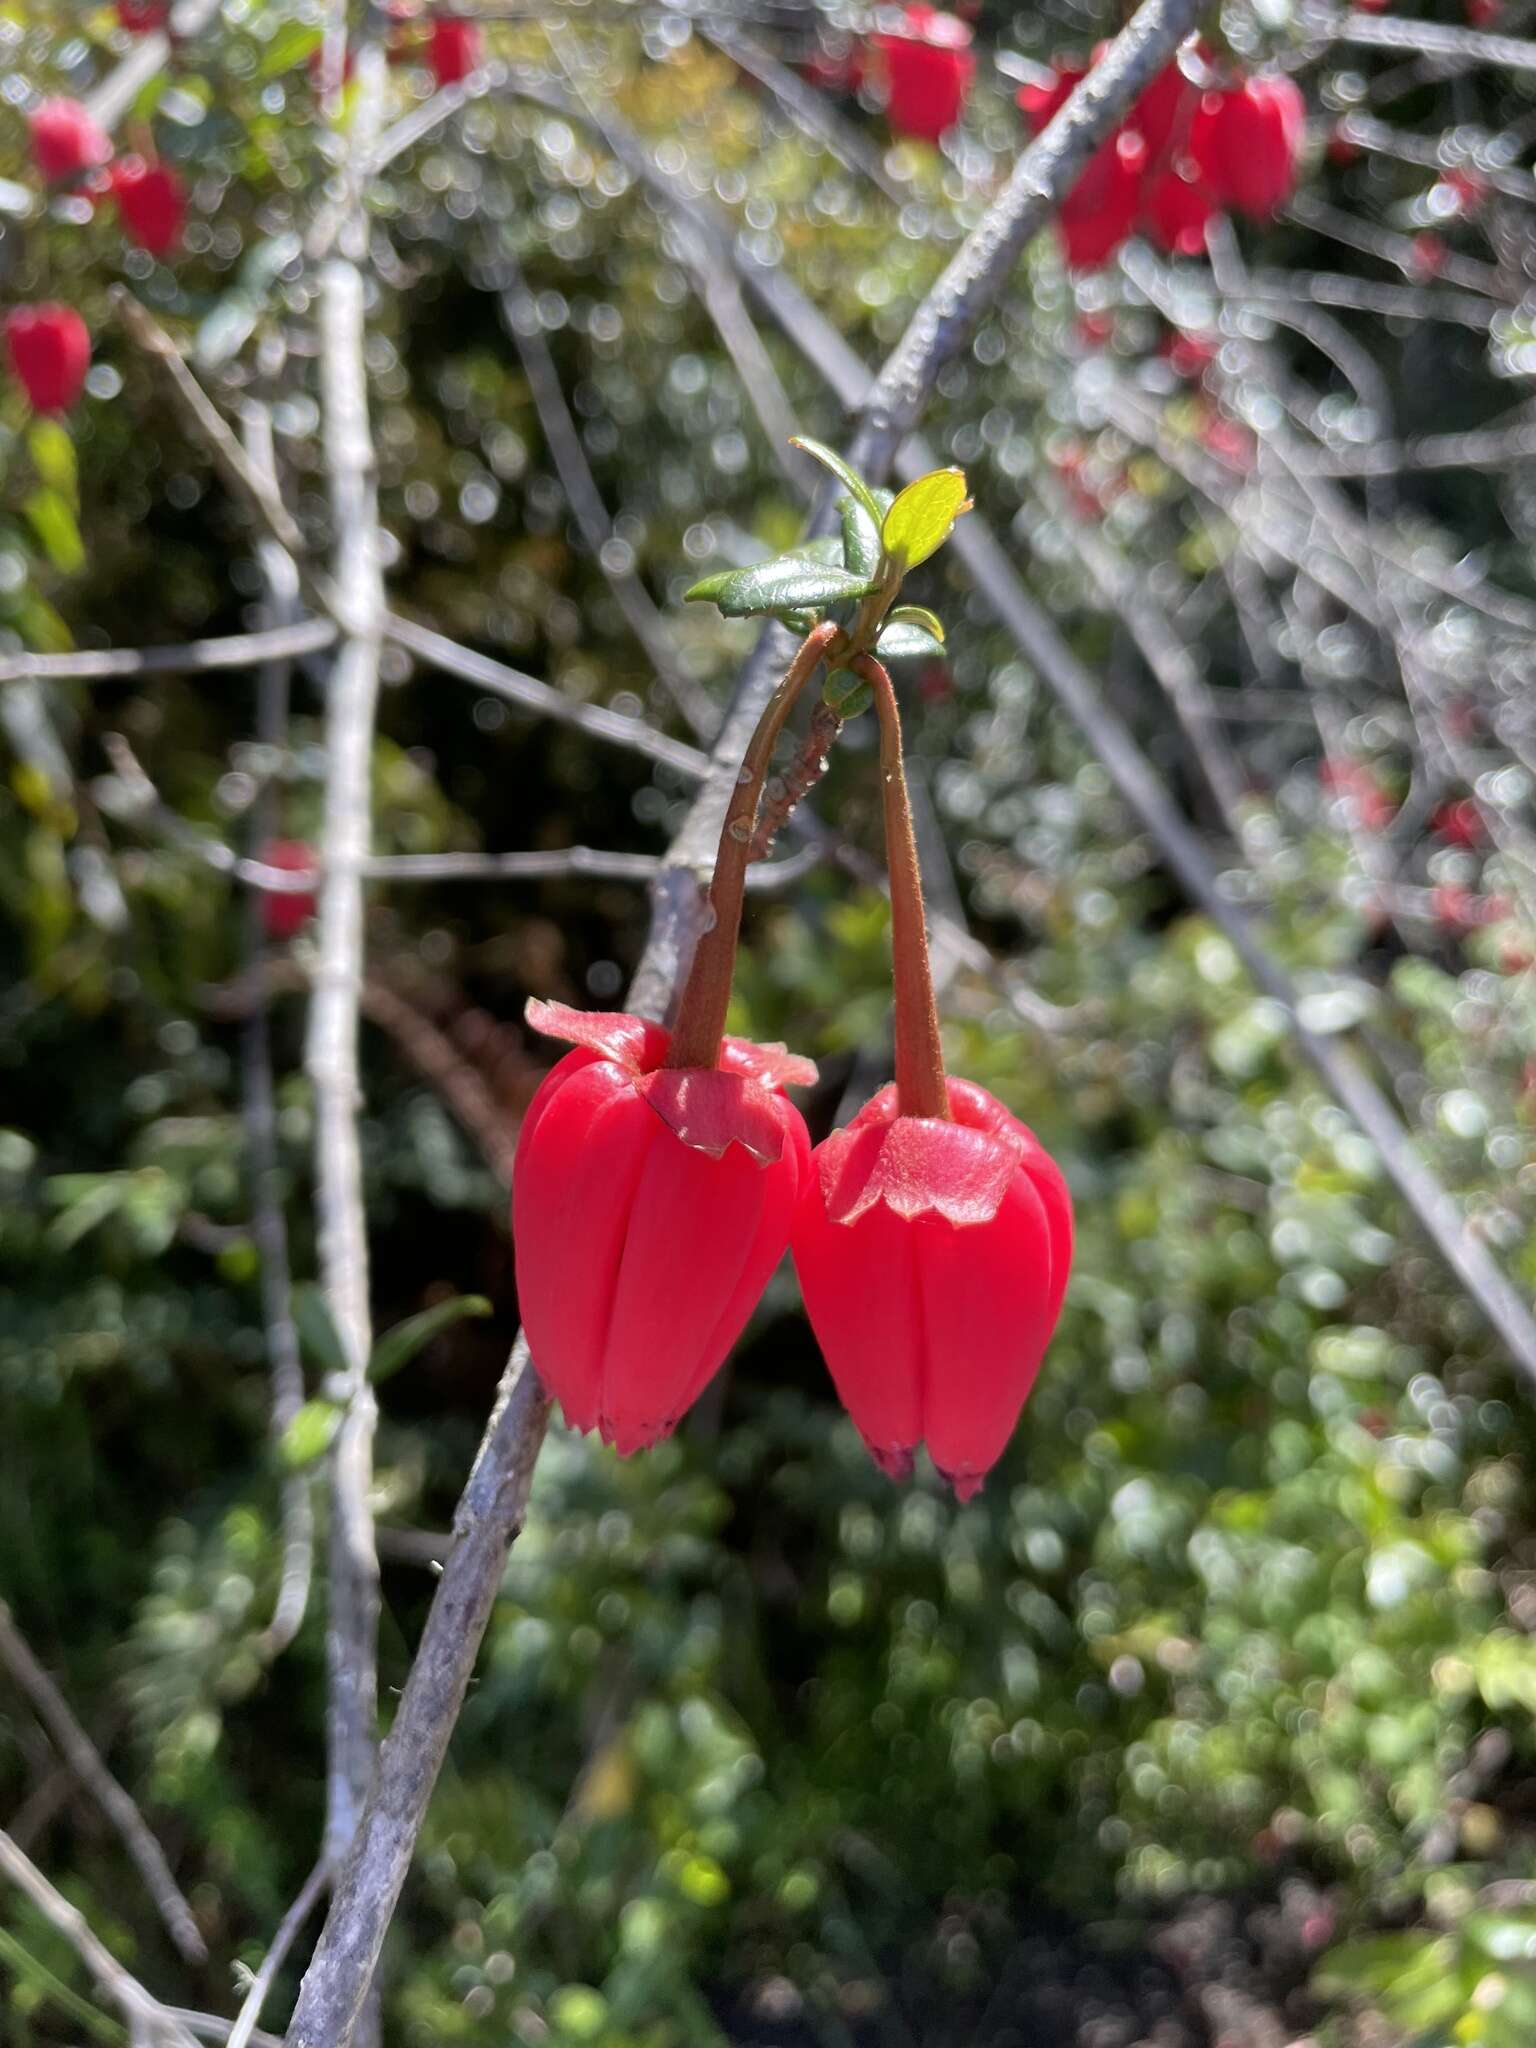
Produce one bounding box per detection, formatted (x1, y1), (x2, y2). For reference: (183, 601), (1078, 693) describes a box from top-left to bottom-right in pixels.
(3, 2), (1536, 2047)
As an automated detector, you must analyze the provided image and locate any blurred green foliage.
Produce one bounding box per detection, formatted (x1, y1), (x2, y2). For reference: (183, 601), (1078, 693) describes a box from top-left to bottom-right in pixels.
(3, 3), (1536, 2046)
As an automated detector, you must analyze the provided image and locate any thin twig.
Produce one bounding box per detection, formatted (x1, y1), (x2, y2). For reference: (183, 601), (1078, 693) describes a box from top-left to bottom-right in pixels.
(86, 0), (223, 131)
(495, 268), (719, 740)
(0, 621), (334, 688)
(384, 611), (709, 777)
(225, 1858), (331, 2048)
(0, 1828), (201, 2048)
(241, 405), (316, 1668)
(110, 294), (311, 563)
(0, 1609), (205, 1966)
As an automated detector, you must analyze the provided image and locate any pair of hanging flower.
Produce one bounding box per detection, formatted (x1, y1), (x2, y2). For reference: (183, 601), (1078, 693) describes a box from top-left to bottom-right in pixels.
(511, 445), (1072, 1500)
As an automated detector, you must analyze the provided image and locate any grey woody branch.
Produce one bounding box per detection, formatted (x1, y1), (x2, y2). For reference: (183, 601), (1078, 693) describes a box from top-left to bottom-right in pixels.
(307, 40), (389, 1903)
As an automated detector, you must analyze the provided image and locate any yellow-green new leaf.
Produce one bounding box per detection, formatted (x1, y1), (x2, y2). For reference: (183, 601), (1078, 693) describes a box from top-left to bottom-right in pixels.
(881, 468), (971, 572)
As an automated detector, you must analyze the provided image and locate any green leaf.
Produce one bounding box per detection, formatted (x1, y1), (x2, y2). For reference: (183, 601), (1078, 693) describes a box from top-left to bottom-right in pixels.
(23, 489), (84, 576)
(369, 1294), (492, 1384)
(794, 534), (847, 567)
(887, 603), (945, 642)
(280, 1398), (342, 1470)
(1313, 1933), (1455, 2000)
(875, 622), (946, 662)
(1466, 1913), (1536, 1964)
(257, 20), (323, 80)
(770, 608), (818, 632)
(291, 1281), (351, 1378)
(788, 436), (884, 529)
(822, 669), (872, 717)
(881, 467), (971, 572)
(27, 420), (76, 504)
(684, 556), (876, 619)
(839, 496), (883, 581)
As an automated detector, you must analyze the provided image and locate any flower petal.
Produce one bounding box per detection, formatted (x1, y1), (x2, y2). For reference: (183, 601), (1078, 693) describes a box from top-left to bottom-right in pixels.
(524, 998), (669, 1074)
(637, 1067), (791, 1164)
(721, 1036), (819, 1091)
(818, 1113), (1022, 1225)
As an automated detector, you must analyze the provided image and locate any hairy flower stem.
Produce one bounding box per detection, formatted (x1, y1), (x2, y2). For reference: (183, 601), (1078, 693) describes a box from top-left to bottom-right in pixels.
(749, 698), (845, 861)
(853, 652), (949, 1121)
(665, 621), (839, 1071)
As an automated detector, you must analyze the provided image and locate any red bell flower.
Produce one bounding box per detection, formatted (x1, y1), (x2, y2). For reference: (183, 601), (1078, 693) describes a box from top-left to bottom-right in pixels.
(29, 99), (112, 184)
(111, 157), (185, 257)
(1143, 165), (1216, 255)
(1467, 0), (1500, 21)
(1190, 75), (1305, 218)
(792, 1077), (1072, 1500)
(256, 839), (319, 940)
(1431, 797), (1483, 847)
(1058, 128), (1145, 270)
(116, 0), (169, 26)
(512, 1001), (816, 1453)
(6, 305), (90, 414)
(428, 16), (482, 86)
(1163, 327), (1217, 377)
(873, 7), (975, 142)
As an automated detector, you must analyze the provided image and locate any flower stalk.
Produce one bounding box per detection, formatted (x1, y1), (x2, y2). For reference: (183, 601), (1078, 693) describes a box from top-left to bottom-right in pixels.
(852, 651), (949, 1122)
(665, 621), (839, 1071)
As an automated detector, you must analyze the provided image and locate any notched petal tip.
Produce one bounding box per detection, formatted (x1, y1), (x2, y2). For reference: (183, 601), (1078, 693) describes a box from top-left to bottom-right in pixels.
(637, 1067), (790, 1165)
(944, 1468), (987, 1504)
(525, 997), (666, 1073)
(724, 1036), (818, 1091)
(819, 1114), (1023, 1226)
(867, 1441), (916, 1483)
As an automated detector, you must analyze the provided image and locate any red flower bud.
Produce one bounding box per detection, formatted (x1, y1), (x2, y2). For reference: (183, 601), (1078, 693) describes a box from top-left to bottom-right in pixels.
(111, 156), (185, 257)
(428, 16), (481, 86)
(1431, 797), (1483, 847)
(873, 8), (974, 142)
(1190, 75), (1305, 219)
(1163, 327), (1217, 377)
(6, 305), (90, 414)
(512, 1001), (816, 1453)
(29, 99), (112, 184)
(793, 1077), (1072, 1499)
(1143, 166), (1216, 256)
(1466, 0), (1501, 23)
(1060, 128), (1145, 270)
(116, 0), (169, 27)
(1132, 53), (1206, 162)
(1412, 230), (1447, 277)
(256, 839), (319, 940)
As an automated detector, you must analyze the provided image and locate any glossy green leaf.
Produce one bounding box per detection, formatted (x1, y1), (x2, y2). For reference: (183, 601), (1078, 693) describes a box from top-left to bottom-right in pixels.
(291, 1281), (350, 1378)
(369, 1294), (492, 1384)
(822, 668), (872, 717)
(875, 622), (946, 661)
(880, 468), (971, 571)
(795, 534), (847, 567)
(887, 603), (945, 642)
(23, 489), (84, 576)
(788, 436), (884, 529)
(839, 496), (883, 580)
(280, 1398), (342, 1470)
(258, 20), (322, 79)
(1313, 1933), (1455, 2000)
(27, 420), (75, 503)
(684, 556), (876, 619)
